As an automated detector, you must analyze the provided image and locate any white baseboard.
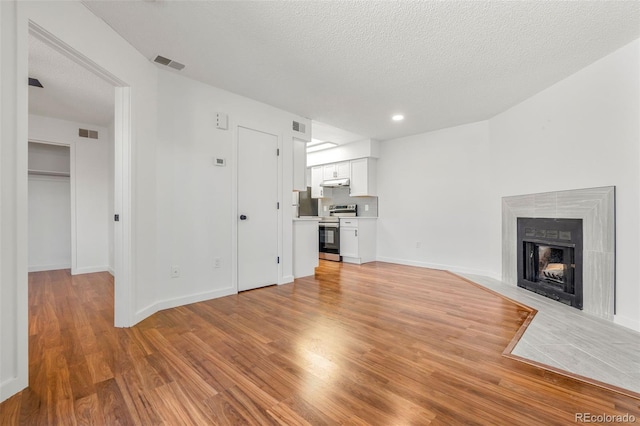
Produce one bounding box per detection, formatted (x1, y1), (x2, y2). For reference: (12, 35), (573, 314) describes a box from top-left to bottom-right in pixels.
(0, 376), (28, 404)
(133, 286), (237, 325)
(107, 267), (115, 276)
(28, 263), (70, 272)
(614, 314), (640, 333)
(72, 265), (109, 275)
(375, 256), (499, 279)
(279, 275), (294, 285)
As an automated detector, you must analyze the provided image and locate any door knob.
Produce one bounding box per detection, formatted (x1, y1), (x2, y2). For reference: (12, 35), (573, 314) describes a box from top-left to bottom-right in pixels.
(240, 215), (247, 220)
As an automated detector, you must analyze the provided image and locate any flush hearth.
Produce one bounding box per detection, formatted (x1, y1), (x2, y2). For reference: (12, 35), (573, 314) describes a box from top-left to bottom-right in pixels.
(517, 217), (583, 309)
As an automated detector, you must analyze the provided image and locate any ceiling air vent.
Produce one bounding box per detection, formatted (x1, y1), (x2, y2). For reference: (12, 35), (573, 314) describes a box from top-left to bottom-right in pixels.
(29, 77), (43, 88)
(153, 55), (185, 71)
(291, 118), (311, 142)
(79, 128), (98, 139)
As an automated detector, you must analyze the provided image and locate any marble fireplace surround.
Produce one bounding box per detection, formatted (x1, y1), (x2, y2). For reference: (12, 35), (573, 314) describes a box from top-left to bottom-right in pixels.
(502, 186), (615, 320)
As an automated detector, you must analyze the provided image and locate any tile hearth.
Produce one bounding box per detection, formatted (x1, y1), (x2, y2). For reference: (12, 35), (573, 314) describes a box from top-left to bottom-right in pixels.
(462, 273), (640, 395)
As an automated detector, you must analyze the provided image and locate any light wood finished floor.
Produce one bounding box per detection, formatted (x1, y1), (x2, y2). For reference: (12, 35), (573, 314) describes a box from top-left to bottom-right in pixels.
(462, 273), (640, 395)
(1, 261), (639, 424)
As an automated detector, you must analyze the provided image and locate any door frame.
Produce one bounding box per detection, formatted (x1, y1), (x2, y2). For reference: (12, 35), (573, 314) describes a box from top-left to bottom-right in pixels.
(232, 123), (283, 292)
(28, 22), (133, 327)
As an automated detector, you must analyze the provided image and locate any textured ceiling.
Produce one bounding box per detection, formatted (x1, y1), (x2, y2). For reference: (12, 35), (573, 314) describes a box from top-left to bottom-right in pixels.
(39, 1), (640, 141)
(29, 34), (114, 127)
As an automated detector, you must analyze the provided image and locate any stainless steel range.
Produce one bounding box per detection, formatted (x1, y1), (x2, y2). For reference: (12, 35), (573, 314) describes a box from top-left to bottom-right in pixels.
(318, 204), (357, 261)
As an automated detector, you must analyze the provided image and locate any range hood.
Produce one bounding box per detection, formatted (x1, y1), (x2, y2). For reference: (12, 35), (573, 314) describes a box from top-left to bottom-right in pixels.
(320, 178), (350, 187)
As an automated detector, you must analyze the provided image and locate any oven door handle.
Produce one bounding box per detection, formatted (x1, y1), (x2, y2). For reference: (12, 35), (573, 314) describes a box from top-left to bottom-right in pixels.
(319, 223), (339, 228)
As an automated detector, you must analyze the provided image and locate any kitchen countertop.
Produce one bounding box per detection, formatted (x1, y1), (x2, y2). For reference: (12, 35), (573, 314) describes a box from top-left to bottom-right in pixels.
(293, 216), (322, 221)
(294, 216), (378, 221)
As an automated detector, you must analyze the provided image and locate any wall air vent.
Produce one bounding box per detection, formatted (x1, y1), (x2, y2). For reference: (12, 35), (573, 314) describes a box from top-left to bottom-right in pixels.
(78, 128), (98, 139)
(291, 118), (311, 142)
(153, 55), (185, 71)
(29, 77), (43, 88)
(292, 121), (305, 133)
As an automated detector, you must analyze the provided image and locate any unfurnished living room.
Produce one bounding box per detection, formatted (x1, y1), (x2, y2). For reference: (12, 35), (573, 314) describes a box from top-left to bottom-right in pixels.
(1, 1), (640, 424)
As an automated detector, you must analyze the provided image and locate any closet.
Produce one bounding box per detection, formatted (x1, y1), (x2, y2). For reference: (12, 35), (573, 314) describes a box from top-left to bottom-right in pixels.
(28, 142), (71, 271)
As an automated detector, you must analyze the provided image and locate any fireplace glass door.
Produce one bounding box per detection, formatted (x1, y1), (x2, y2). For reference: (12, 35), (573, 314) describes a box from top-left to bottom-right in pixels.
(517, 217), (583, 310)
(523, 242), (575, 295)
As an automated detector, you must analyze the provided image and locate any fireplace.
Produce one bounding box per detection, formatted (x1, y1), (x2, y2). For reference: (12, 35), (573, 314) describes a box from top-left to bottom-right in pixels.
(517, 218), (583, 309)
(503, 187), (615, 320)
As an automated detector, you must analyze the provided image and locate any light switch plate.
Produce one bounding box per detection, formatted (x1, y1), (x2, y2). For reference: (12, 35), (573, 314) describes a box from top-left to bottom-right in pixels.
(216, 112), (228, 130)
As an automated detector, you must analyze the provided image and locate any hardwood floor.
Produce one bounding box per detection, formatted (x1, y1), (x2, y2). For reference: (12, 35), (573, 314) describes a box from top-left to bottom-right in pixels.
(1, 261), (638, 425)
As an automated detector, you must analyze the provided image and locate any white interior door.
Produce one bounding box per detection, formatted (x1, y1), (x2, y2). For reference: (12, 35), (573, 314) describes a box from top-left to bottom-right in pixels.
(238, 126), (278, 291)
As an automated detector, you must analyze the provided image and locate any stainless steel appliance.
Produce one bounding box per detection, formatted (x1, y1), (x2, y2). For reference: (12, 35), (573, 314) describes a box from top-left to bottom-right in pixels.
(319, 204), (357, 261)
(292, 187), (318, 218)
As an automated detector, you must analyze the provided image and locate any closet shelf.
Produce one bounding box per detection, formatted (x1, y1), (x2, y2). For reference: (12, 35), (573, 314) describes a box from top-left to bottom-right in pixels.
(28, 169), (70, 177)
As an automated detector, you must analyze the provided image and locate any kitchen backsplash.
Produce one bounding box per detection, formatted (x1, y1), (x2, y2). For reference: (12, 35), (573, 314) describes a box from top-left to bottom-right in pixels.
(318, 187), (378, 217)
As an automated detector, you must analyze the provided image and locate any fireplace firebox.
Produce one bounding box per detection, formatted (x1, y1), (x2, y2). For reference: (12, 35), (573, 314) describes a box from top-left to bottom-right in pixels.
(517, 218), (583, 309)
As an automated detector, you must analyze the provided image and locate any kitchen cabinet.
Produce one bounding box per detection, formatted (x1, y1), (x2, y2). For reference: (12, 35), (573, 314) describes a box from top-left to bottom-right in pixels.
(323, 161), (350, 180)
(293, 218), (321, 277)
(310, 166), (330, 198)
(349, 158), (377, 196)
(292, 138), (307, 191)
(339, 218), (377, 264)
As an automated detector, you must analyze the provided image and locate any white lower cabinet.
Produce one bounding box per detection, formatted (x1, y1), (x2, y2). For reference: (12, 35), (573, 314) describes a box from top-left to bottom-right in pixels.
(293, 219), (320, 278)
(339, 218), (376, 264)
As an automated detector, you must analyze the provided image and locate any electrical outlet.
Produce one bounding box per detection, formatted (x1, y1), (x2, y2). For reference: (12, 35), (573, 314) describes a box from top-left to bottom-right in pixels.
(171, 265), (180, 278)
(365, 204), (369, 211)
(416, 242), (421, 249)
(214, 258), (221, 269)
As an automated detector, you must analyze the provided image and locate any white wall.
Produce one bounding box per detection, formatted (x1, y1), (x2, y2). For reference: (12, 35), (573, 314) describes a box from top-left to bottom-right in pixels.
(377, 39), (640, 331)
(29, 115), (111, 274)
(148, 70), (302, 317)
(2, 0), (305, 402)
(377, 121), (497, 277)
(1, 0), (29, 401)
(1, 0), (159, 401)
(28, 142), (69, 172)
(490, 39), (640, 331)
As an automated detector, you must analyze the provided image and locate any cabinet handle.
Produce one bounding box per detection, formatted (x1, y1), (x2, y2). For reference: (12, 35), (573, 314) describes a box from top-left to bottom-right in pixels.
(355, 229), (358, 237)
(320, 189), (323, 196)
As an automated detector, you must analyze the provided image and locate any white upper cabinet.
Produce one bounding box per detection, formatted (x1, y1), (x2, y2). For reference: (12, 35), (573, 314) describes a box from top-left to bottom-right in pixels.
(335, 161), (350, 179)
(322, 164), (335, 181)
(293, 138), (307, 191)
(311, 165), (329, 198)
(322, 161), (350, 180)
(349, 158), (376, 196)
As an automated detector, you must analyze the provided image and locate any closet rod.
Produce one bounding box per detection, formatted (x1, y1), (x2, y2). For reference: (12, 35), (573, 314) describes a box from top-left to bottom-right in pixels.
(28, 169), (70, 177)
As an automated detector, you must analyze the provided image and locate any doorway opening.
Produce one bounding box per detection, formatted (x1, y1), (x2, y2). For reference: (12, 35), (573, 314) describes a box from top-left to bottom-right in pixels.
(28, 21), (132, 327)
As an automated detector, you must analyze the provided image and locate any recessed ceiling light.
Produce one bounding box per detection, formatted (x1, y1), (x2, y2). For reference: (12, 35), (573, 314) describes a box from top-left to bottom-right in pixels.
(392, 114), (404, 121)
(306, 142), (337, 153)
